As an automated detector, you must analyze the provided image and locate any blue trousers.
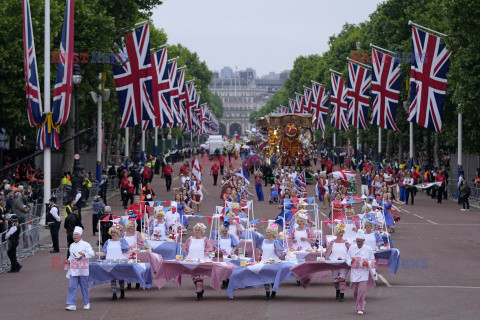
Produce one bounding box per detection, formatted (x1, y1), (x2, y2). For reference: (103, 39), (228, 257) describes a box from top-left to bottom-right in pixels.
(317, 188), (323, 202)
(399, 186), (407, 202)
(255, 184), (264, 201)
(66, 275), (90, 306)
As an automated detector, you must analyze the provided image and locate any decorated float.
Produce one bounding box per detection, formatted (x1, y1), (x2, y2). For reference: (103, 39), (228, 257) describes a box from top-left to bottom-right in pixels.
(257, 114), (314, 168)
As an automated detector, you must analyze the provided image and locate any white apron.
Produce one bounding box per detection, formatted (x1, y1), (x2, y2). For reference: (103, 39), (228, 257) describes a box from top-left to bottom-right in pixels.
(105, 240), (127, 260)
(294, 229), (312, 251)
(261, 241), (277, 261)
(123, 235), (136, 248)
(186, 238), (206, 261)
(219, 237), (233, 255)
(329, 242), (347, 261)
(153, 222), (167, 238)
(364, 232), (378, 250)
(228, 225), (239, 241)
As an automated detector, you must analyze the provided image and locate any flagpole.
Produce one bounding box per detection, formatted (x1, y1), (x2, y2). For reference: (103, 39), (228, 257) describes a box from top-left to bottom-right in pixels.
(356, 128), (360, 165)
(347, 57), (372, 69)
(458, 106), (462, 177)
(43, 0), (51, 226)
(378, 127), (382, 170)
(125, 127), (129, 170)
(409, 122), (414, 168)
(369, 43), (396, 56)
(408, 21), (448, 38)
(95, 73), (103, 182)
(141, 129), (146, 162)
(154, 127), (158, 156)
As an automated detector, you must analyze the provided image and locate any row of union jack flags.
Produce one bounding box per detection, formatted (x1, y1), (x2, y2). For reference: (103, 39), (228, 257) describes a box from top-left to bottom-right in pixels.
(112, 23), (219, 135)
(269, 26), (451, 133)
(22, 0), (74, 150)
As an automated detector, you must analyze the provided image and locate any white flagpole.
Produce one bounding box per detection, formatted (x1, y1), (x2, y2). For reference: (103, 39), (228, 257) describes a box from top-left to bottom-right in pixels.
(141, 129), (146, 162)
(458, 107), (462, 177)
(42, 0), (51, 226)
(154, 127), (158, 156)
(409, 122), (414, 168)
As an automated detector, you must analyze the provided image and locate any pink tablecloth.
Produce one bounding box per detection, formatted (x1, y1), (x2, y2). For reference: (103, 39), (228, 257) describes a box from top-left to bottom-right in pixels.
(290, 261), (376, 290)
(153, 260), (235, 292)
(137, 251), (163, 276)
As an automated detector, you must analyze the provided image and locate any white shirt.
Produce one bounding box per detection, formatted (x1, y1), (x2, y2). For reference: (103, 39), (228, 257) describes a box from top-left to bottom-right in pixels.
(5, 225), (17, 239)
(50, 206), (60, 222)
(346, 243), (376, 283)
(67, 240), (95, 277)
(75, 192), (82, 202)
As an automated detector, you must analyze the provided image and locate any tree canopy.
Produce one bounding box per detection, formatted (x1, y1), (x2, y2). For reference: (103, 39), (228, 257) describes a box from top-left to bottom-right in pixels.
(252, 0), (480, 155)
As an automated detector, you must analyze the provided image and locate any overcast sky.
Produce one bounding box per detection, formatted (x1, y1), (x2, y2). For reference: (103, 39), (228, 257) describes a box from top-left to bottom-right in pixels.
(152, 0), (384, 77)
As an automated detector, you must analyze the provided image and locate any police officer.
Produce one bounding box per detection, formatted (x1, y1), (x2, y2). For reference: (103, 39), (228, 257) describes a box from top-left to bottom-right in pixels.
(46, 196), (61, 253)
(5, 214), (21, 272)
(65, 206), (83, 258)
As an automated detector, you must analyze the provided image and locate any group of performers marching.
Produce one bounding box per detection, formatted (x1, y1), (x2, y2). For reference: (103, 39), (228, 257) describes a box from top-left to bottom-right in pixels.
(65, 156), (399, 316)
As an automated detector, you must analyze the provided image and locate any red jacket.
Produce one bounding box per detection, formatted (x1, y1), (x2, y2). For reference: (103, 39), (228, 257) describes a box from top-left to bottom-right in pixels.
(211, 164), (219, 175)
(142, 167), (151, 179)
(163, 166), (173, 177)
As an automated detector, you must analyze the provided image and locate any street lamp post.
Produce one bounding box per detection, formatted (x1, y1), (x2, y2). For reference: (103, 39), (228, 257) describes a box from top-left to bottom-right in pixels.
(71, 64), (83, 198)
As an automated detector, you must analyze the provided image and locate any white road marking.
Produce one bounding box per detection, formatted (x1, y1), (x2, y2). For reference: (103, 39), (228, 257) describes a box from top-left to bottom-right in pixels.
(394, 285), (480, 289)
(319, 211), (327, 217)
(426, 219), (438, 225)
(411, 213), (424, 219)
(401, 208), (410, 214)
(378, 274), (392, 287)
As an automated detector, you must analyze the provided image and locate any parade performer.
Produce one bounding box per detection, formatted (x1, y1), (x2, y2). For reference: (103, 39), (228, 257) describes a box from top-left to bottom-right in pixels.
(287, 213), (315, 251)
(101, 225), (130, 300)
(257, 223), (285, 300)
(150, 211), (169, 239)
(331, 193), (346, 220)
(346, 230), (376, 315)
(183, 223), (214, 300)
(254, 168), (264, 201)
(363, 220), (383, 250)
(379, 194), (398, 233)
(216, 222), (239, 257)
(65, 226), (95, 311)
(123, 220), (145, 290)
(325, 224), (350, 302)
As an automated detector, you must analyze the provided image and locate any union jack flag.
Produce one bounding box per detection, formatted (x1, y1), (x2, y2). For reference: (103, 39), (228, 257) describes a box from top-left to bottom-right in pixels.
(370, 48), (402, 131)
(112, 23), (155, 128)
(280, 105), (290, 114)
(52, 0), (75, 128)
(407, 26), (451, 132)
(346, 61), (371, 130)
(154, 48), (174, 128)
(176, 69), (187, 130)
(311, 82), (329, 132)
(295, 93), (305, 114)
(22, 0), (42, 128)
(303, 87), (313, 114)
(330, 72), (349, 131)
(167, 60), (181, 127)
(296, 171), (307, 190)
(185, 81), (195, 130)
(289, 99), (298, 114)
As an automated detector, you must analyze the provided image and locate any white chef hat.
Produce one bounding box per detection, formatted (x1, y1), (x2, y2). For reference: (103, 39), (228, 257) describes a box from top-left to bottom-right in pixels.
(73, 226), (83, 235)
(355, 230), (366, 240)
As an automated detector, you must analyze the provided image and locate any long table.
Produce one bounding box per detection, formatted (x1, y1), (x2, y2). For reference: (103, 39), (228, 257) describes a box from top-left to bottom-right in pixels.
(88, 262), (153, 289)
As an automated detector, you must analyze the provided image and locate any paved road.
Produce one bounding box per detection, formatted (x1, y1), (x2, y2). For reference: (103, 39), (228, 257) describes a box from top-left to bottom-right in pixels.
(1, 155), (480, 319)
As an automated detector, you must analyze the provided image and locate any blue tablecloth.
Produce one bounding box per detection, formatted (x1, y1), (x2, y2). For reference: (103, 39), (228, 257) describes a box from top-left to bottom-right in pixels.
(226, 261), (298, 298)
(88, 262), (153, 289)
(382, 234), (394, 248)
(374, 248), (401, 274)
(148, 240), (185, 260)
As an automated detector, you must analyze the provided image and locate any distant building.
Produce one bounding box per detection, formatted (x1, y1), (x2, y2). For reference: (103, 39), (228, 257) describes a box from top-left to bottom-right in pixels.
(220, 66), (234, 79)
(210, 66), (290, 136)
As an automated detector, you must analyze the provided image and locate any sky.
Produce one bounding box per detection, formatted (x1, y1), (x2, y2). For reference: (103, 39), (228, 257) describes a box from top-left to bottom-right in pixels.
(152, 0), (384, 77)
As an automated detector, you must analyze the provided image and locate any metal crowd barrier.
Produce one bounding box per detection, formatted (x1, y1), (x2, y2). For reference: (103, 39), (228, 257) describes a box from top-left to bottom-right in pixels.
(0, 217), (41, 274)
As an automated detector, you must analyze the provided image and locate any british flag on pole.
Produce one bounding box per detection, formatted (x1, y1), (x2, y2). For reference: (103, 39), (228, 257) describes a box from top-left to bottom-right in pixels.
(330, 72), (349, 131)
(370, 48), (402, 131)
(346, 61), (371, 130)
(22, 0), (42, 128)
(311, 82), (329, 132)
(176, 69), (187, 130)
(303, 87), (313, 114)
(184, 81), (195, 131)
(407, 26), (451, 132)
(289, 99), (298, 114)
(112, 24), (155, 128)
(295, 93), (305, 114)
(167, 60), (181, 128)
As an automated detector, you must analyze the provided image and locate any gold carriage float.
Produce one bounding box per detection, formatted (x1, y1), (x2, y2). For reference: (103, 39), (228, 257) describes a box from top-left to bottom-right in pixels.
(257, 114), (314, 167)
